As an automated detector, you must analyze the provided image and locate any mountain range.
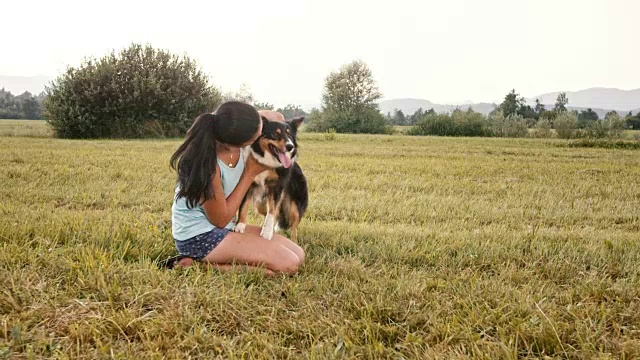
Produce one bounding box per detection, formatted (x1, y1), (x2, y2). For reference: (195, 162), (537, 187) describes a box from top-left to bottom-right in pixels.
(379, 88), (640, 118)
(527, 88), (640, 111)
(2, 76), (639, 117)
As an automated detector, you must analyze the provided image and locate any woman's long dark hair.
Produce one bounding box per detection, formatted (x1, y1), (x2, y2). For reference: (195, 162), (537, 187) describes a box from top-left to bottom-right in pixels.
(170, 101), (260, 208)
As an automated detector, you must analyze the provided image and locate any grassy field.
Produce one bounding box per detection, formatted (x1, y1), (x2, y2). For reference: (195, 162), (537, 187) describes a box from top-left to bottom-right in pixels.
(0, 120), (54, 138)
(1, 121), (640, 358)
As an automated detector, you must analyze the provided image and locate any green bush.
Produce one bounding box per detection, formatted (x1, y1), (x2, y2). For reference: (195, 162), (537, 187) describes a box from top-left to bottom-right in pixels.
(530, 119), (554, 138)
(605, 113), (625, 138)
(408, 113), (456, 136)
(581, 120), (608, 139)
(305, 108), (391, 134)
(554, 112), (579, 139)
(490, 112), (528, 138)
(324, 128), (337, 141)
(43, 43), (221, 139)
(626, 117), (640, 130)
(408, 109), (492, 137)
(451, 108), (493, 137)
(566, 139), (640, 150)
(303, 108), (329, 132)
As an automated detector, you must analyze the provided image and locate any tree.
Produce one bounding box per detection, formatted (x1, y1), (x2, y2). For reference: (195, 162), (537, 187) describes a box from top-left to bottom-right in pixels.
(499, 89), (521, 117)
(222, 83), (254, 104)
(534, 98), (546, 115)
(44, 43), (221, 138)
(578, 108), (599, 121)
(21, 96), (40, 119)
(392, 108), (406, 125)
(304, 108), (329, 132)
(276, 104), (307, 120)
(321, 60), (387, 134)
(540, 110), (557, 122)
(554, 92), (568, 112)
(517, 104), (537, 121)
(625, 111), (640, 130)
(604, 110), (619, 121)
(499, 89), (537, 121)
(578, 108), (599, 128)
(254, 102), (274, 110)
(0, 89), (45, 119)
(408, 108), (424, 125)
(322, 60), (382, 113)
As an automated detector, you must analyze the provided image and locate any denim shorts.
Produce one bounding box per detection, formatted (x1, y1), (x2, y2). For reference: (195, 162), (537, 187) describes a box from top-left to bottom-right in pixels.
(175, 227), (231, 260)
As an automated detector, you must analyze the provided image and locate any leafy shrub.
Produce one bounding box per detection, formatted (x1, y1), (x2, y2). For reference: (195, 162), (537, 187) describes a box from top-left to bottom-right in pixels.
(408, 109), (492, 137)
(530, 119), (553, 138)
(452, 108), (493, 137)
(566, 139), (640, 150)
(554, 112), (579, 139)
(626, 117), (640, 130)
(303, 108), (329, 132)
(326, 108), (391, 134)
(580, 120), (608, 139)
(408, 113), (456, 136)
(605, 113), (625, 138)
(324, 128), (337, 141)
(43, 43), (221, 138)
(489, 112), (528, 138)
(305, 108), (391, 134)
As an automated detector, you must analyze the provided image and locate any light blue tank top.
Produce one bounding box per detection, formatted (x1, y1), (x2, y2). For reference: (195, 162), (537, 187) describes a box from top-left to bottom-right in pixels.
(171, 151), (245, 241)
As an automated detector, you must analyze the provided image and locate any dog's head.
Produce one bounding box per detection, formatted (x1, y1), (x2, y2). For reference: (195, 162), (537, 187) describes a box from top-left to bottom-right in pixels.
(249, 116), (304, 169)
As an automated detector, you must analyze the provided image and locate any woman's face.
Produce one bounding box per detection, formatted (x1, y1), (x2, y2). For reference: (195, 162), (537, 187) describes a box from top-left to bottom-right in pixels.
(245, 118), (263, 146)
(233, 118), (263, 148)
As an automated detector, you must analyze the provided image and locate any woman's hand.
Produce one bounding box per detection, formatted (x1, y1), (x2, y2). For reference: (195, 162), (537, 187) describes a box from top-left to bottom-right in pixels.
(244, 154), (269, 178)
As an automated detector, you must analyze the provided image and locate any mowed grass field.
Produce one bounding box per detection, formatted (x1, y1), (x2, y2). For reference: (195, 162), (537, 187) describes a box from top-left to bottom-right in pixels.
(1, 121), (640, 359)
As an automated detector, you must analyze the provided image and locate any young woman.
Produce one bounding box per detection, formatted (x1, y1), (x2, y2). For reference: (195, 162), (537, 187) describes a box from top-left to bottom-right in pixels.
(168, 101), (305, 275)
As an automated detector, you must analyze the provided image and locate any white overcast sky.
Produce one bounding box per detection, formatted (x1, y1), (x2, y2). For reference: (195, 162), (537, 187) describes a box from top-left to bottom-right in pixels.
(2, 0), (639, 107)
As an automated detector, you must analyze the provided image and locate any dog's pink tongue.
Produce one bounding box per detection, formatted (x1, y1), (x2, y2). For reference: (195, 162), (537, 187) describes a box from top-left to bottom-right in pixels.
(278, 152), (292, 168)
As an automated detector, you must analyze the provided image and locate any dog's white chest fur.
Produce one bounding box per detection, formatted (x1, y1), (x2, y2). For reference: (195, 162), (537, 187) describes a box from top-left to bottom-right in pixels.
(254, 170), (270, 187)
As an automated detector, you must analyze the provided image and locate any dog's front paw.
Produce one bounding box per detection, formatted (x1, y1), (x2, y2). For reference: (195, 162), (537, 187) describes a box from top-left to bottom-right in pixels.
(260, 226), (274, 240)
(260, 215), (275, 240)
(233, 222), (246, 233)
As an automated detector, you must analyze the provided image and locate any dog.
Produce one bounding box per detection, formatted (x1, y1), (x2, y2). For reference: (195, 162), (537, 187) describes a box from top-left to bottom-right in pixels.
(233, 115), (308, 242)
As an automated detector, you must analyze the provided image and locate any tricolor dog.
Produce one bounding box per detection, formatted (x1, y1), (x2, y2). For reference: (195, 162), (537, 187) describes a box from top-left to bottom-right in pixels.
(233, 116), (308, 242)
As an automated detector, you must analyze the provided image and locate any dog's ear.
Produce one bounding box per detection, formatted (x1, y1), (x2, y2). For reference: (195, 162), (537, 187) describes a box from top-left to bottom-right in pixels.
(288, 116), (304, 130)
(260, 116), (269, 130)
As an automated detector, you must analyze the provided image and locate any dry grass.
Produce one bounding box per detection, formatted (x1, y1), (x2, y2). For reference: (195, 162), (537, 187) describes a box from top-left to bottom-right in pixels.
(0, 120), (54, 138)
(1, 122), (639, 358)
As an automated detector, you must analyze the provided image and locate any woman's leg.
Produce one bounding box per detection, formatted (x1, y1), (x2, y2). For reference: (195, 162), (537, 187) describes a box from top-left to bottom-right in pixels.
(175, 256), (276, 276)
(242, 224), (305, 263)
(203, 231), (302, 275)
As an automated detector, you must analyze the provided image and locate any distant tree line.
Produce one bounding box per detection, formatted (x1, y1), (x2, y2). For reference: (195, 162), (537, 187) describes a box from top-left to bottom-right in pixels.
(0, 89), (46, 119)
(379, 88), (638, 139)
(221, 85), (308, 120)
(405, 90), (628, 139)
(9, 42), (639, 138)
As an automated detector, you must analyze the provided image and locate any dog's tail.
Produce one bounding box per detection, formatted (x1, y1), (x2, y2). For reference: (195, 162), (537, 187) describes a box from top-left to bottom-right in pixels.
(277, 193), (308, 231)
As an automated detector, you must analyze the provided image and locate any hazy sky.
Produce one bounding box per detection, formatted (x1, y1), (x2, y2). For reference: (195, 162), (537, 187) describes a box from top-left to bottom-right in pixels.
(3, 0), (639, 108)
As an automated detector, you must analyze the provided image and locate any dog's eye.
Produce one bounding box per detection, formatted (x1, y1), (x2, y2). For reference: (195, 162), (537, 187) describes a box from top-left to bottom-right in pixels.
(272, 133), (280, 139)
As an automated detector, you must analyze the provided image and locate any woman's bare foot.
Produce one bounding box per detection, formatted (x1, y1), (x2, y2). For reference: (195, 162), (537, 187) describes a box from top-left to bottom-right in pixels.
(176, 257), (195, 268)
